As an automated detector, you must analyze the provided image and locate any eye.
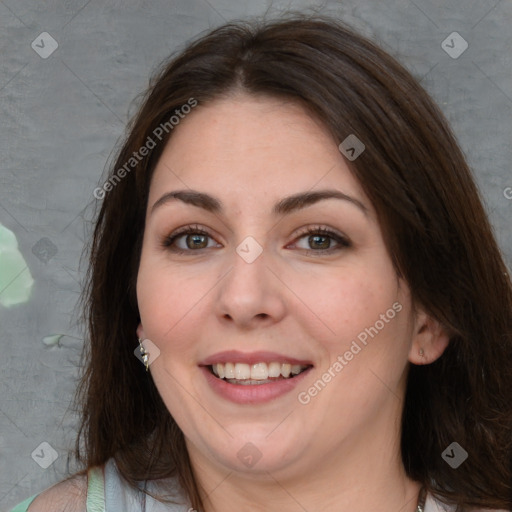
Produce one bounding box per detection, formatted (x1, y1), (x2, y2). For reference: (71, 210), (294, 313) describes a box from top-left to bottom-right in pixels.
(162, 224), (221, 253)
(161, 224), (351, 255)
(290, 226), (351, 254)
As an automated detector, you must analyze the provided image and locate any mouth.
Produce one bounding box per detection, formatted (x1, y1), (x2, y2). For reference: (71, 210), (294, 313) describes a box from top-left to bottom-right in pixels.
(208, 362), (312, 385)
(199, 350), (314, 403)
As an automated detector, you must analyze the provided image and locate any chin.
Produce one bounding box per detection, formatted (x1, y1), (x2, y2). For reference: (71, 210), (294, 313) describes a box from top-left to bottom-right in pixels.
(200, 430), (305, 475)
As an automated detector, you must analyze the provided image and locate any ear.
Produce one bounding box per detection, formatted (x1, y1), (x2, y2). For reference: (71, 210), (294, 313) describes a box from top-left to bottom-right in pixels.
(136, 323), (146, 341)
(408, 310), (450, 365)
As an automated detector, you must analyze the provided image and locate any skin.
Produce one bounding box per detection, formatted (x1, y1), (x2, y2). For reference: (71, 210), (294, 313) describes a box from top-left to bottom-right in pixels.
(136, 93), (449, 512)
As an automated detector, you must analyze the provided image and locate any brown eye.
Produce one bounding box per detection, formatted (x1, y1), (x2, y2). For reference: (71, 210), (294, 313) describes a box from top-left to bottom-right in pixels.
(291, 226), (351, 254)
(184, 233), (209, 249)
(308, 234), (332, 250)
(162, 225), (220, 253)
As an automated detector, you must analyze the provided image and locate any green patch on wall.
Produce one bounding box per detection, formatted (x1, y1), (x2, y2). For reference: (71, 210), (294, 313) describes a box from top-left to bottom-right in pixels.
(0, 224), (34, 307)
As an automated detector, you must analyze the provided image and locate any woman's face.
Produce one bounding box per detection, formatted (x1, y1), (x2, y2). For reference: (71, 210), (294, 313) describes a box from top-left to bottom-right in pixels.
(136, 93), (427, 481)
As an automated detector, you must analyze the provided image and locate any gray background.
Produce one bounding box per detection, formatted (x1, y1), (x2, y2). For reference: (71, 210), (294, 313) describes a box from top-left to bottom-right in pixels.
(0, 0), (511, 509)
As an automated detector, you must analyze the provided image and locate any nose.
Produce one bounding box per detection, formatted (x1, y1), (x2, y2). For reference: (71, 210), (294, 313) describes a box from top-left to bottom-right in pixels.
(214, 243), (287, 329)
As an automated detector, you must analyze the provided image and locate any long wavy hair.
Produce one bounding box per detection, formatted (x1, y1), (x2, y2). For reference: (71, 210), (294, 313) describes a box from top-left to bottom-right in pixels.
(73, 14), (512, 512)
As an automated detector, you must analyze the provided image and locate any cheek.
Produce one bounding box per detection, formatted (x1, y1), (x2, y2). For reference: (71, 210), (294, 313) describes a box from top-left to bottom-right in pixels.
(136, 255), (218, 357)
(290, 262), (401, 351)
(296, 276), (411, 426)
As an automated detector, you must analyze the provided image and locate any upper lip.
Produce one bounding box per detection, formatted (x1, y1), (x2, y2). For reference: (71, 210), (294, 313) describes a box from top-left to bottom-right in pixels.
(200, 350), (314, 367)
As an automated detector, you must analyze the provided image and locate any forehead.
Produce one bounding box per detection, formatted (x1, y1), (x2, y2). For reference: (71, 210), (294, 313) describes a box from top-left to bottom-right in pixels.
(148, 94), (367, 211)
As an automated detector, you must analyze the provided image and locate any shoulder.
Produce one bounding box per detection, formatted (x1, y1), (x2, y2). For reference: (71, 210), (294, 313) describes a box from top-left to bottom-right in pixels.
(27, 473), (88, 512)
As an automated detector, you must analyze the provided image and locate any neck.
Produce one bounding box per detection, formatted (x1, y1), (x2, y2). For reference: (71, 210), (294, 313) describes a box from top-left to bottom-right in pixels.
(200, 467), (421, 512)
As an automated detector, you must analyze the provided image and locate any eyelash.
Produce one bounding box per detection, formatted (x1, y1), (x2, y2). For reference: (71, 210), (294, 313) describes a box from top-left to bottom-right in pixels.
(161, 224), (351, 255)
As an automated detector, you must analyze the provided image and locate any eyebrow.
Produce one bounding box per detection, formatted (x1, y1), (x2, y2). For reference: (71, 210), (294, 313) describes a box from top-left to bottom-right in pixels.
(150, 189), (369, 217)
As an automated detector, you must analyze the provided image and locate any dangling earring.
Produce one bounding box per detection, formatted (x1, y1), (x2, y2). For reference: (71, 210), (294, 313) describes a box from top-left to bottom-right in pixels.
(138, 338), (150, 371)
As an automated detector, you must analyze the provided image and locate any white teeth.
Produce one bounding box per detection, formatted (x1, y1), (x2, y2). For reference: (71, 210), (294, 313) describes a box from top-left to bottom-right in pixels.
(216, 363), (225, 379)
(234, 363), (251, 380)
(251, 363), (268, 380)
(291, 364), (302, 375)
(210, 361), (309, 381)
(268, 362), (281, 378)
(224, 362), (235, 379)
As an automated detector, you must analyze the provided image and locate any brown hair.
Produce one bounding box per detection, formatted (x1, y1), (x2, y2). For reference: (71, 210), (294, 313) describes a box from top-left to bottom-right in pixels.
(74, 13), (512, 511)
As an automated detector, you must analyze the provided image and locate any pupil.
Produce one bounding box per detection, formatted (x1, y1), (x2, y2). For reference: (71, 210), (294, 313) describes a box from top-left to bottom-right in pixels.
(187, 234), (207, 249)
(310, 235), (329, 249)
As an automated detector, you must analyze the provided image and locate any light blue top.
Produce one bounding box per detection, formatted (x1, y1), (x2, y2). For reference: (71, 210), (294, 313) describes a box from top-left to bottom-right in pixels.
(10, 458), (191, 511)
(102, 459), (190, 511)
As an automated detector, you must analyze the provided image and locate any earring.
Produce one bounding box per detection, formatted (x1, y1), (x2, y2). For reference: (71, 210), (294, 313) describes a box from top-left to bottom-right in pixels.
(138, 338), (150, 371)
(419, 348), (425, 357)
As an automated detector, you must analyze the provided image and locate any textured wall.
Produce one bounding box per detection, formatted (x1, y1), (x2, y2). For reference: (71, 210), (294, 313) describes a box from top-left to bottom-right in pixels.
(0, 0), (510, 509)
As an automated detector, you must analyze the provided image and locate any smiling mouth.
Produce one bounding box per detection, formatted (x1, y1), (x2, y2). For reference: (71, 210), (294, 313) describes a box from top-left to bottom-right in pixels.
(209, 362), (312, 385)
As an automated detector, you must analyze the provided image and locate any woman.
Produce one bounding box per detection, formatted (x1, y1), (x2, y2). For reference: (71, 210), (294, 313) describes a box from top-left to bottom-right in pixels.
(12, 14), (512, 512)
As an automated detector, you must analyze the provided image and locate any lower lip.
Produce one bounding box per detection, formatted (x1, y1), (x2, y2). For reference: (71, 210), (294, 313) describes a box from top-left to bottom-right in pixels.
(200, 366), (313, 404)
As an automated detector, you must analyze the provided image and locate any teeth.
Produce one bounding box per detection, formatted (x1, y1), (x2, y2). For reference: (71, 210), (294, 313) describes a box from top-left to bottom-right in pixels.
(215, 363), (225, 379)
(235, 363), (251, 380)
(268, 362), (281, 378)
(224, 362), (235, 379)
(210, 362), (309, 381)
(281, 363), (291, 378)
(291, 364), (302, 375)
(251, 362), (268, 379)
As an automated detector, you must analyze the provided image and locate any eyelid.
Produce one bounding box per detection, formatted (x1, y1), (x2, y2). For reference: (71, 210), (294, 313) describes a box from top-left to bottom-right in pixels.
(288, 225), (351, 252)
(161, 224), (219, 250)
(292, 224), (349, 242)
